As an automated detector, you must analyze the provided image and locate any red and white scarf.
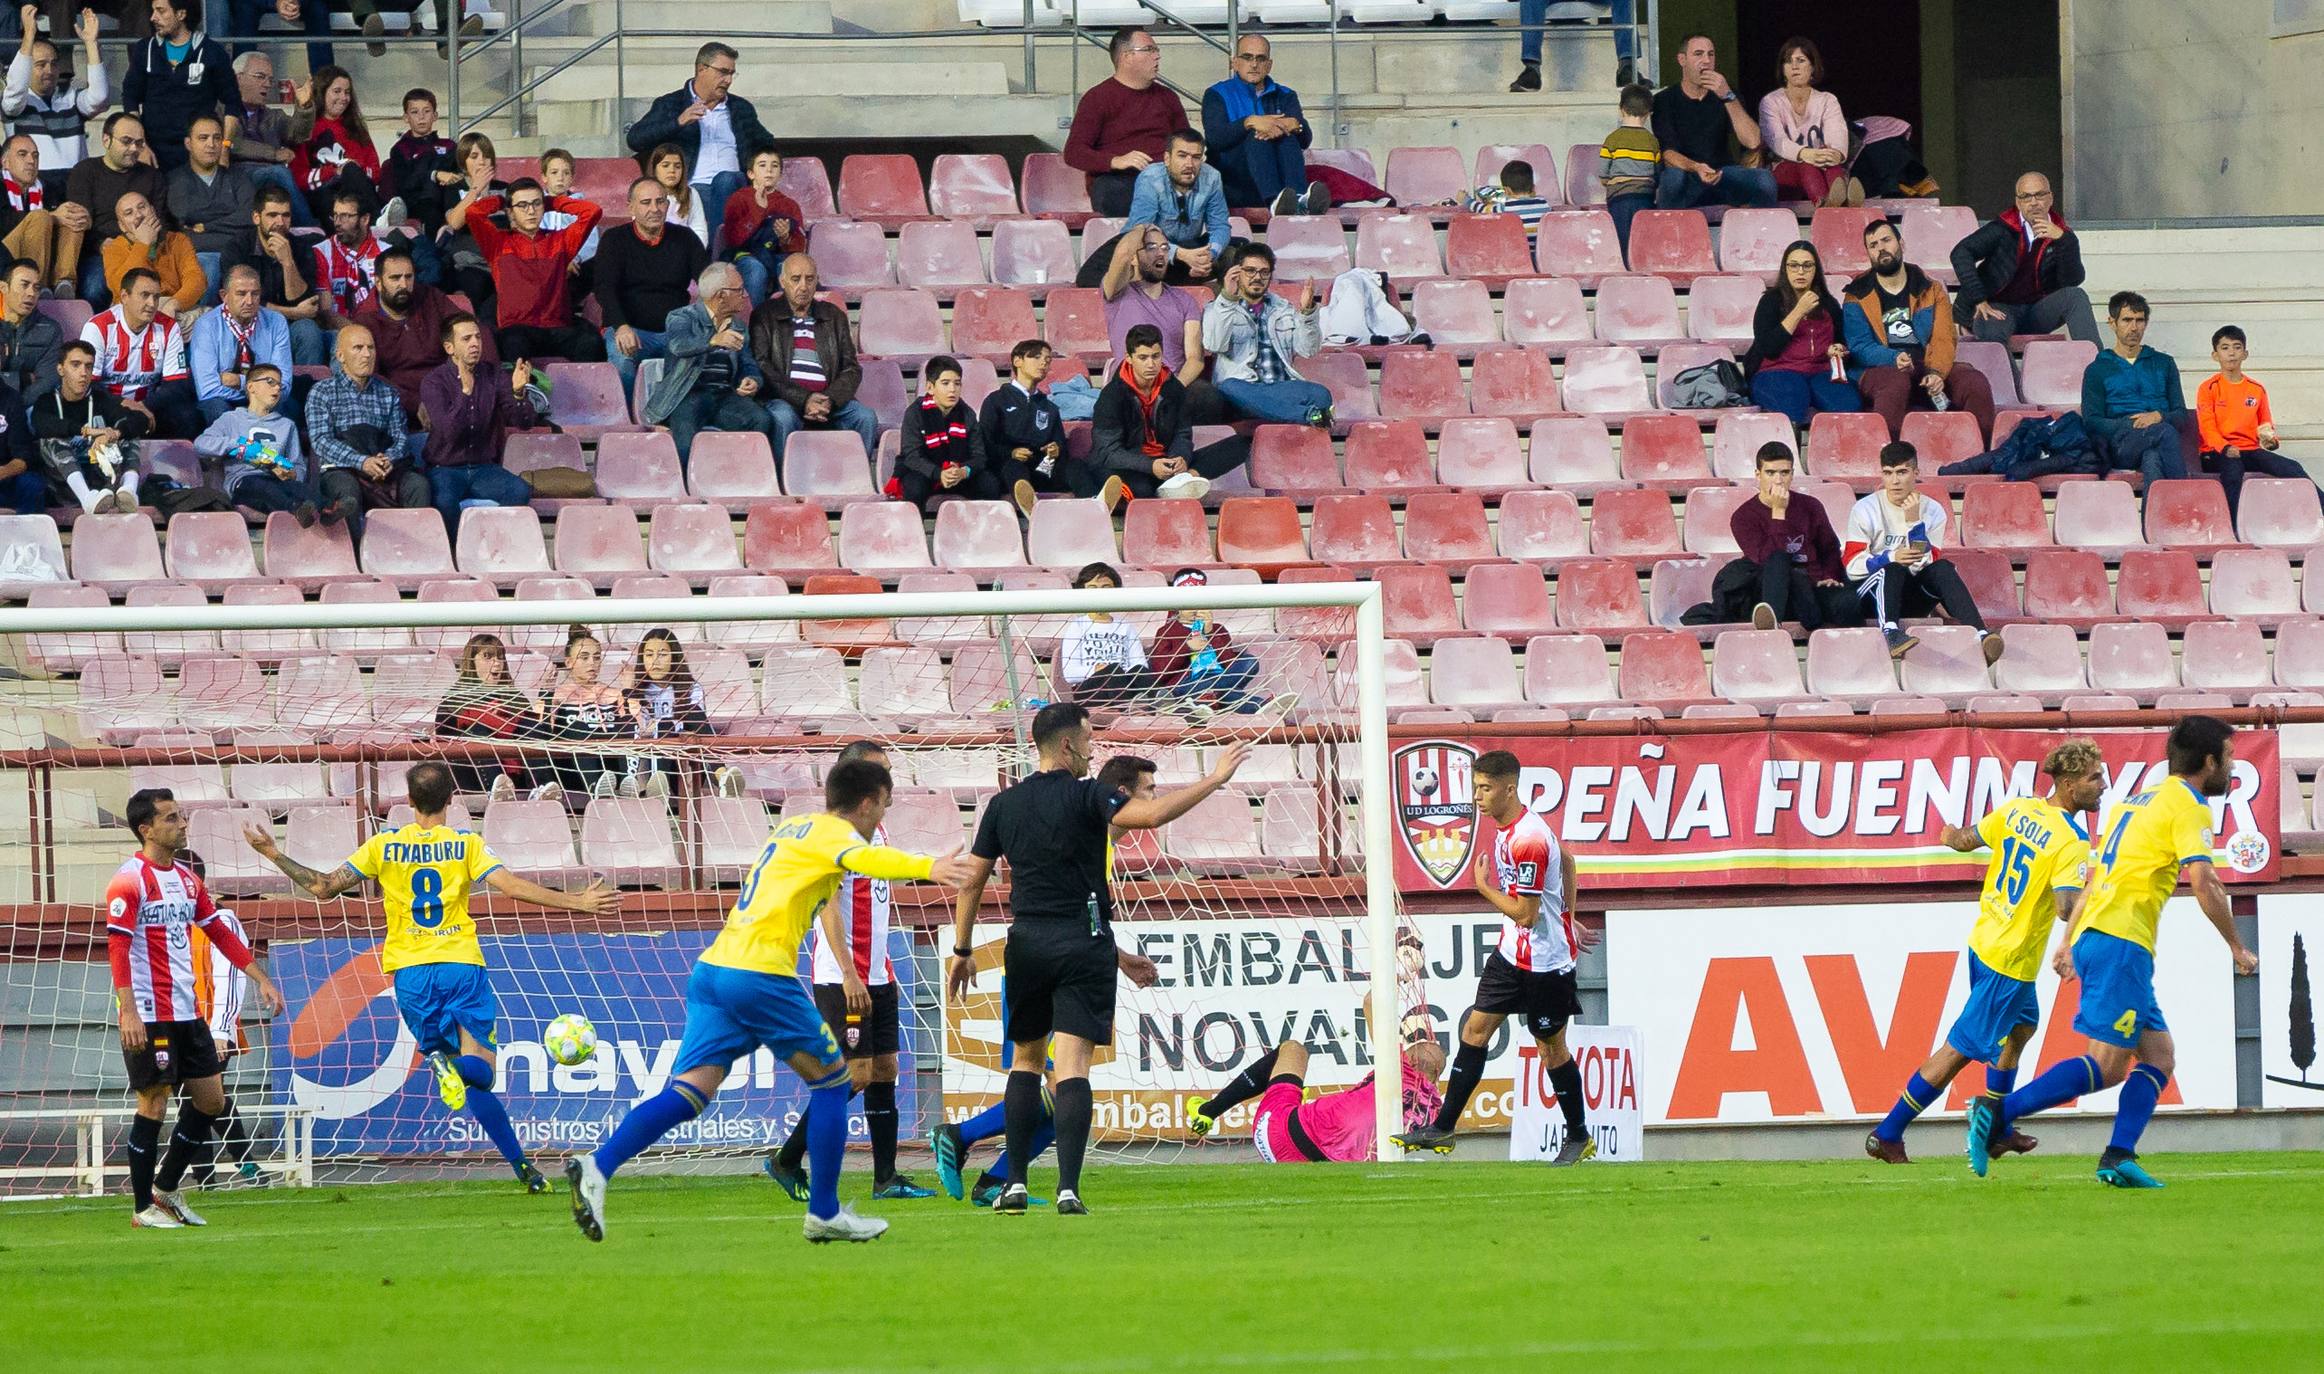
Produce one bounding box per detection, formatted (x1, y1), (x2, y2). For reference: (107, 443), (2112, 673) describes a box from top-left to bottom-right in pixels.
(3, 175), (43, 214)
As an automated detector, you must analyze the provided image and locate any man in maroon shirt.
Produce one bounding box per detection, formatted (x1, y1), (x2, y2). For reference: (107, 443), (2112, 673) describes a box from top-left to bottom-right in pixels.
(355, 248), (489, 420)
(1064, 27), (1189, 217)
(1716, 442), (1859, 630)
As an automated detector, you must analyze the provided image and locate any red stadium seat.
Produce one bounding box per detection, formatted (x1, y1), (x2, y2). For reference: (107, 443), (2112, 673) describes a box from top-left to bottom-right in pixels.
(2145, 479), (2236, 547)
(1618, 629), (1712, 703)
(1593, 273), (1685, 345)
(1804, 411), (1891, 483)
(551, 504), (648, 585)
(1433, 417), (1531, 491)
(1712, 411), (1796, 479)
(1019, 152), (1092, 219)
(1686, 273), (1761, 346)
(1958, 481), (2052, 548)
(2238, 479), (2324, 547)
(1900, 204), (1977, 285)
(1527, 416), (1622, 488)
(1716, 208), (1800, 278)
(1895, 409), (1986, 468)
(2087, 621), (2177, 694)
(1460, 346), (1556, 421)
(1444, 214), (1535, 280)
(594, 430), (685, 501)
(1373, 563), (1460, 641)
(1534, 211), (1625, 284)
(1805, 627), (1904, 701)
(1429, 636), (1525, 710)
(1377, 352), (1468, 422)
(1945, 547), (2022, 623)
(1897, 625), (1998, 700)
(1624, 210), (1716, 280)
(857, 288), (947, 363)
(1681, 485), (1750, 555)
(2050, 478), (2144, 550)
(1308, 495), (1399, 567)
(1712, 627), (1808, 703)
(836, 500), (932, 574)
(1344, 419), (1442, 491)
(741, 501), (839, 577)
(1559, 345), (1652, 415)
(1123, 496), (1213, 567)
(1556, 558), (1648, 628)
(895, 220), (989, 290)
(1038, 286), (1109, 358)
(1409, 279), (1500, 346)
(1215, 497), (1307, 569)
(775, 155), (835, 219)
(2210, 547), (2299, 616)
(988, 217), (1077, 290)
(1993, 623), (2088, 699)
(1301, 350), (1376, 422)
(1353, 213), (1442, 280)
(1809, 207), (1885, 278)
(647, 503), (743, 579)
(1473, 143), (1559, 198)
(1383, 145), (1467, 208)
(2020, 549), (2112, 622)
(2018, 339), (2097, 408)
(932, 500), (1026, 572)
(1499, 489), (1587, 559)
(1618, 414), (1713, 485)
(1650, 343), (1737, 409)
(1463, 562), (1556, 637)
(805, 219), (893, 290)
(947, 286), (1039, 360)
(2114, 548), (2204, 618)
(1952, 340), (2021, 407)
(1248, 424), (1344, 497)
(1404, 491), (1496, 565)
(2182, 619), (2270, 692)
(687, 431), (781, 505)
(1502, 277), (1592, 352)
(837, 154), (930, 220)
(1561, 144), (1605, 208)
(928, 152), (1020, 222)
(1264, 215), (1353, 281)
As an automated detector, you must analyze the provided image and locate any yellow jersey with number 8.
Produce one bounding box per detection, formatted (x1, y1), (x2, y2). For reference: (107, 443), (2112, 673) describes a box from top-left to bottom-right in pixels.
(2075, 779), (2214, 955)
(345, 825), (501, 972)
(1968, 797), (2090, 981)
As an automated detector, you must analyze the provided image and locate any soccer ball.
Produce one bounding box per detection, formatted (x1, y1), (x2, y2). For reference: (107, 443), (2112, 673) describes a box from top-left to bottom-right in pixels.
(1411, 764), (1440, 799)
(543, 1014), (598, 1066)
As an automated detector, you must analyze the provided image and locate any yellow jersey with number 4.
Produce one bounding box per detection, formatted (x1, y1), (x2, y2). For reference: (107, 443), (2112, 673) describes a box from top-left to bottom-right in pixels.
(705, 813), (936, 976)
(345, 825), (501, 973)
(1968, 797), (2090, 981)
(2076, 779), (2215, 955)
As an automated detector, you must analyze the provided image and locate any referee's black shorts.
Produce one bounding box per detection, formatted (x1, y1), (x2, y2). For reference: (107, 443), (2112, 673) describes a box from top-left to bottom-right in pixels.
(1003, 919), (1118, 1046)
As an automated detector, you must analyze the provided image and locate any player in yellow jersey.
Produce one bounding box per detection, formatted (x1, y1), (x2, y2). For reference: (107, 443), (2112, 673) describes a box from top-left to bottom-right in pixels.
(567, 757), (975, 1244)
(247, 761), (623, 1192)
(1970, 717), (2260, 1187)
(1865, 740), (2103, 1164)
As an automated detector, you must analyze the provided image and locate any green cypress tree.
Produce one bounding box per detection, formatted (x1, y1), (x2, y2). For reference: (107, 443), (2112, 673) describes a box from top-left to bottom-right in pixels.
(2290, 932), (2314, 1082)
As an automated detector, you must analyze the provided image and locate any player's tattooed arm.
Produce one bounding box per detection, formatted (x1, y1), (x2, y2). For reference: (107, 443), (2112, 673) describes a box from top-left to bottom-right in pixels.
(2185, 859), (2259, 976)
(1938, 825), (1983, 852)
(244, 826), (366, 900)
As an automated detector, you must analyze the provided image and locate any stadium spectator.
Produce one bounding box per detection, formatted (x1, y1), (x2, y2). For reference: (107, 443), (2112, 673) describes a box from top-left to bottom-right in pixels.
(1152, 568), (1271, 715)
(596, 175), (709, 398)
(196, 359), (312, 523)
(65, 112), (167, 304)
(289, 67), (386, 225)
(436, 632), (557, 805)
(358, 246), (478, 420)
(536, 149), (602, 297)
(1077, 129), (1225, 289)
(32, 338), (148, 513)
(453, 176), (605, 362)
(419, 311), (538, 536)
(890, 354), (994, 512)
(982, 338), (1086, 515)
(749, 251), (877, 460)
(0, 132), (85, 293)
(1200, 33), (1323, 216)
(1465, 159), (1550, 241)
(220, 0), (330, 73)
(1202, 241), (1329, 427)
(1064, 26), (1187, 218)
(100, 190), (202, 317)
(122, 0), (236, 174)
(1745, 240), (1855, 426)
(1089, 322), (1250, 500)
(2081, 291), (2193, 488)
(1651, 33), (1775, 210)
(308, 322), (423, 534)
(1758, 37), (1862, 208)
(624, 43), (766, 249)
(438, 131), (505, 313)
(1059, 561), (1163, 706)
(1845, 219), (1995, 441)
(1950, 172), (2099, 345)
(1844, 440), (2002, 663)
(1512, 0), (1637, 91)
(545, 625), (644, 799)
(623, 627), (715, 801)
(84, 266), (198, 436)
(719, 146), (804, 306)
(312, 187), (406, 323)
(5, 8), (108, 180)
(190, 263), (296, 424)
(1718, 441), (1857, 631)
(1100, 224), (1206, 387)
(226, 51), (303, 226)
(166, 113), (254, 299)
(227, 184), (327, 365)
(0, 368), (38, 512)
(385, 87), (460, 236)
(0, 258), (62, 402)
(2198, 325), (2313, 522)
(1599, 83), (1658, 253)
(640, 261), (772, 466)
(640, 142), (708, 248)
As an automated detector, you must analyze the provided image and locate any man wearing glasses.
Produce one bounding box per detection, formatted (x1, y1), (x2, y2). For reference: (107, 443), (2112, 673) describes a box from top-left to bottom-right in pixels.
(1200, 240), (1329, 428)
(1200, 34), (1325, 217)
(639, 261), (775, 466)
(625, 42), (769, 248)
(1949, 171), (2099, 345)
(452, 174), (604, 361)
(1063, 26), (1189, 218)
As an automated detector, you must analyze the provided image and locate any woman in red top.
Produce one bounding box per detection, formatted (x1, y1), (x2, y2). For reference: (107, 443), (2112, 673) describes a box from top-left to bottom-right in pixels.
(1744, 240), (1858, 427)
(289, 68), (386, 225)
(720, 148), (807, 305)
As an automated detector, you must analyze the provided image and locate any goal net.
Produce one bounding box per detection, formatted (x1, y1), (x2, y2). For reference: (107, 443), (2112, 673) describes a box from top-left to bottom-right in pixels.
(0, 581), (1413, 1197)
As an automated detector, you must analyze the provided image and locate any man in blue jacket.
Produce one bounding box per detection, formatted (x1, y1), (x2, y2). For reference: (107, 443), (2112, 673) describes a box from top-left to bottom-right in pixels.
(625, 42), (770, 250)
(1199, 34), (1325, 216)
(2081, 291), (2195, 489)
(121, 0), (236, 174)
(1075, 130), (1227, 289)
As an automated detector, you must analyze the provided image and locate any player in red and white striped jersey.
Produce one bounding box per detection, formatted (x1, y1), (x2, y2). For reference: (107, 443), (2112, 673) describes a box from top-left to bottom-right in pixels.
(107, 789), (283, 1227)
(765, 740), (937, 1201)
(1393, 749), (1597, 1164)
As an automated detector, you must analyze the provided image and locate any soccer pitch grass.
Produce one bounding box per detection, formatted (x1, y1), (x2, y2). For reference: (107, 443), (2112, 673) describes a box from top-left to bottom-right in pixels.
(9, 1153), (2324, 1373)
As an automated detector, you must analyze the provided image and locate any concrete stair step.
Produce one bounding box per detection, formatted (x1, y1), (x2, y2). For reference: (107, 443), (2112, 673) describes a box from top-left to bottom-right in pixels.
(535, 58), (1016, 103)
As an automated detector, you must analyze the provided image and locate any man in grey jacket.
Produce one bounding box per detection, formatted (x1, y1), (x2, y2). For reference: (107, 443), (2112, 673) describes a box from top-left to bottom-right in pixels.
(1201, 240), (1330, 427)
(643, 262), (774, 466)
(164, 112), (252, 303)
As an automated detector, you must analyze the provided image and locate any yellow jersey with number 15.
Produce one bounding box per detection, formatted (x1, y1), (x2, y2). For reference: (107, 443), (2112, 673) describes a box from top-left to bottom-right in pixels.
(704, 812), (936, 976)
(345, 825), (501, 973)
(2076, 779), (2215, 955)
(1967, 797), (2090, 981)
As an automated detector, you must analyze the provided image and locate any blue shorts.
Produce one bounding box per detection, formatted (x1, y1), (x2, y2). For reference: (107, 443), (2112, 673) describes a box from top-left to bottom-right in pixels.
(392, 963), (500, 1056)
(1944, 950), (2041, 1063)
(671, 962), (843, 1077)
(2070, 929), (2167, 1049)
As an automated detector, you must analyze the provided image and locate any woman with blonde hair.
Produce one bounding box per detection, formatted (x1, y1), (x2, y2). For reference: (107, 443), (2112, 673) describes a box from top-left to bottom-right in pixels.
(434, 633), (560, 803)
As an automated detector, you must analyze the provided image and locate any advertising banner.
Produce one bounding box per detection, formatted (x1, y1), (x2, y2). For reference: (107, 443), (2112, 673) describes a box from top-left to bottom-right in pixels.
(1506, 1025), (1645, 1163)
(2258, 896), (2324, 1109)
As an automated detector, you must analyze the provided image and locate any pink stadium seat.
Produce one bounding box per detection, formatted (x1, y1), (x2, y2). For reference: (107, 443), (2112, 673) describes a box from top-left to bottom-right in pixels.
(2115, 548), (2204, 618)
(1686, 273), (1761, 346)
(1040, 287), (1110, 358)
(1618, 414), (1714, 484)
(1344, 419), (1440, 490)
(1527, 416), (1622, 488)
(1589, 488), (1681, 556)
(67, 513), (165, 586)
(1648, 556), (1716, 625)
(1410, 278), (1499, 345)
(2020, 549), (2112, 621)
(1433, 417), (1531, 491)
(1897, 410), (1986, 469)
(1216, 497), (1308, 570)
(368, 650), (457, 730)
(1805, 627), (1903, 701)
(550, 504), (647, 584)
(948, 286), (1039, 359)
(1522, 633), (1613, 705)
(928, 152), (1019, 222)
(504, 574), (593, 654)
(80, 654), (181, 742)
(453, 505), (550, 583)
(837, 153), (930, 220)
(1473, 143), (1559, 196)
(1403, 491), (1496, 565)
(1994, 622), (2088, 698)
(1464, 562), (1556, 637)
(0, 513), (67, 592)
(176, 653), (264, 721)
(1947, 547), (2021, 623)
(775, 155), (835, 218)
(1808, 207), (1884, 277)
(947, 640), (1041, 712)
(1503, 277), (1591, 351)
(2278, 619), (2324, 688)
(406, 576), (496, 654)
(1958, 481), (2052, 548)
(501, 430), (583, 483)
(1248, 423), (1343, 496)
(1650, 343), (1736, 409)
(895, 220), (989, 290)
(807, 218), (894, 291)
(2144, 479), (2236, 547)
(781, 430), (878, 506)
(2210, 547), (2299, 616)
(1026, 497), (1118, 568)
(1593, 273), (1685, 345)
(594, 430), (685, 501)
(188, 807), (292, 896)
(836, 500), (932, 574)
(259, 510), (358, 588)
(1444, 214), (1535, 280)
(1897, 624), (1997, 700)
(891, 571), (983, 647)
(1681, 485), (1750, 555)
(989, 217), (1076, 288)
(742, 501), (839, 576)
(540, 362), (636, 440)
(1533, 211), (1625, 284)
(276, 653), (368, 733)
(686, 431), (781, 504)
(484, 799), (585, 883)
(1353, 213), (1442, 279)
(704, 574), (798, 652)
(1618, 629), (1712, 703)
(1561, 144), (1605, 207)
(36, 294), (91, 338)
(1711, 628), (1807, 703)
(1309, 495), (1399, 568)
(1377, 352), (1467, 422)
(1624, 210), (1716, 279)
(1019, 152), (1092, 219)
(1305, 146), (1378, 185)
(120, 583), (213, 662)
(2018, 339), (2098, 408)
(23, 583), (119, 672)
(756, 642), (859, 720)
(1077, 216), (1123, 262)
(932, 500), (1026, 572)
(1556, 558), (1647, 628)
(1264, 215), (1353, 281)
(1430, 636), (1525, 709)
(1161, 788), (1268, 875)
(1711, 411), (1795, 480)
(1123, 497), (1213, 568)
(1301, 350), (1376, 422)
(1560, 345), (1652, 415)
(1329, 635), (1425, 712)
(1953, 340), (2021, 407)
(1373, 564), (1460, 639)
(2051, 479), (2144, 549)
(858, 646), (953, 720)
(2238, 479), (2324, 547)
(162, 510), (264, 587)
(2087, 621), (2177, 693)
(1901, 204), (1976, 285)
(2181, 619), (2270, 692)
(857, 288), (947, 362)
(1499, 488), (1588, 559)
(1466, 347), (1560, 420)
(1804, 410), (1891, 483)
(1716, 208), (1800, 277)
(1383, 145), (1467, 208)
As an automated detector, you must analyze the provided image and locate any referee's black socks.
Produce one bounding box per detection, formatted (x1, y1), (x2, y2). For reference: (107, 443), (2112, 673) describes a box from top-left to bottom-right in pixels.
(1002, 1069), (1045, 1186)
(1433, 1040), (1490, 1131)
(1052, 1078), (1093, 1195)
(156, 1104), (220, 1194)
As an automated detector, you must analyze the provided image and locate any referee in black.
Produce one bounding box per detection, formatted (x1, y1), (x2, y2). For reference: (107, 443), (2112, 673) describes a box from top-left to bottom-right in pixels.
(946, 702), (1248, 1215)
